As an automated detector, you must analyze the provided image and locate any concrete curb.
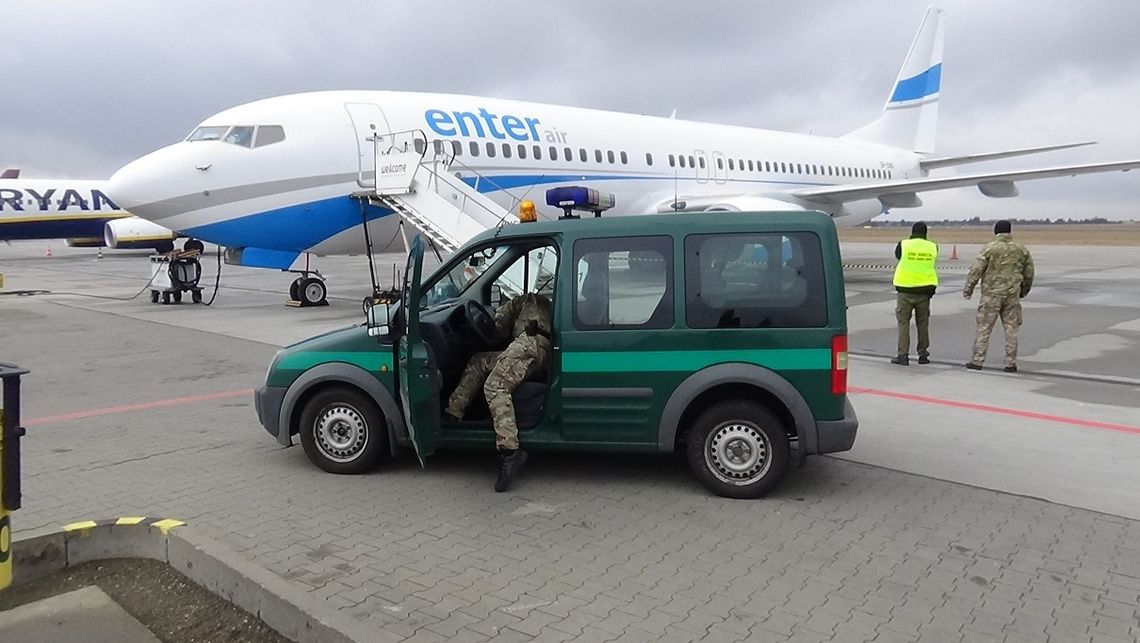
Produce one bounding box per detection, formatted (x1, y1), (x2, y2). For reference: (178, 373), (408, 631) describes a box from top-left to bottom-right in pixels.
(9, 519), (383, 643)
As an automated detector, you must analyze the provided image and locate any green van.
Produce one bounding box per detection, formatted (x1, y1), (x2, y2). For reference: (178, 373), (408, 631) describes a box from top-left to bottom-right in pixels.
(255, 211), (857, 498)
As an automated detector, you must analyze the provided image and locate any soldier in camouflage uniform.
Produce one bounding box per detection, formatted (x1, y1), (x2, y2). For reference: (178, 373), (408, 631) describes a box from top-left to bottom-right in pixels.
(962, 220), (1035, 372)
(445, 291), (553, 491)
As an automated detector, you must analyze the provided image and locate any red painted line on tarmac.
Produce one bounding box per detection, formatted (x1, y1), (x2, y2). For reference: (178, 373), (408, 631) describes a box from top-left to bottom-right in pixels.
(849, 386), (1140, 436)
(25, 388), (254, 427)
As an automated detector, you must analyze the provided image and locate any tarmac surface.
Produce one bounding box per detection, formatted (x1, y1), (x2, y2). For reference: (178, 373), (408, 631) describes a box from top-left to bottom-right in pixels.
(1, 239), (1138, 642)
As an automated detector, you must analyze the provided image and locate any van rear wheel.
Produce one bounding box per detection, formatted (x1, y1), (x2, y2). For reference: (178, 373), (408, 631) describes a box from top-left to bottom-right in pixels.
(686, 400), (789, 498)
(298, 387), (387, 474)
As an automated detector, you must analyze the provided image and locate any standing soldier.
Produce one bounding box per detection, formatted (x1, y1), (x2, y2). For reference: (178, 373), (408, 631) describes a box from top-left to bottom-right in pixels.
(891, 221), (939, 365)
(963, 220), (1035, 372)
(445, 291), (553, 492)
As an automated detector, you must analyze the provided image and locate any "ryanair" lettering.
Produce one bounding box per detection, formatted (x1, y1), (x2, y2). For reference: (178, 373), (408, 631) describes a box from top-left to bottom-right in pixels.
(0, 188), (119, 212)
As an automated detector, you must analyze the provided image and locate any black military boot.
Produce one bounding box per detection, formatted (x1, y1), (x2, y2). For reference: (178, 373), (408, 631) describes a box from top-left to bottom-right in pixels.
(494, 448), (528, 492)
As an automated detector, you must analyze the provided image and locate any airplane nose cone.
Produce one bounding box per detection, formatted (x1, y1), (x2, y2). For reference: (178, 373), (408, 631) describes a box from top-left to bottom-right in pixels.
(108, 145), (195, 222)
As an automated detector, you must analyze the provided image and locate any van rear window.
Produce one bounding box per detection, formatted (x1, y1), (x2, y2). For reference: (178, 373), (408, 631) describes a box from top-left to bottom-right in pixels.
(684, 232), (827, 328)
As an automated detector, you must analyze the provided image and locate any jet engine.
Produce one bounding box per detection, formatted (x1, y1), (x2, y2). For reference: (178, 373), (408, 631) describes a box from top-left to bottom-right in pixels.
(104, 217), (177, 252)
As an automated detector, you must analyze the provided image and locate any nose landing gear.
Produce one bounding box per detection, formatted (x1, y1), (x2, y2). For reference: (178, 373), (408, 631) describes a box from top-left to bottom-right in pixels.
(288, 273), (328, 307)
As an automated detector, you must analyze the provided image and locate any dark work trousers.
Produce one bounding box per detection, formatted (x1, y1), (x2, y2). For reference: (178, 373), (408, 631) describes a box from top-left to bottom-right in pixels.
(895, 291), (932, 358)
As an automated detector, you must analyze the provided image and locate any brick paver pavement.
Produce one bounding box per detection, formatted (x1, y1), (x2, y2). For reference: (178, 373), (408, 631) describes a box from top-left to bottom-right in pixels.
(7, 301), (1140, 642)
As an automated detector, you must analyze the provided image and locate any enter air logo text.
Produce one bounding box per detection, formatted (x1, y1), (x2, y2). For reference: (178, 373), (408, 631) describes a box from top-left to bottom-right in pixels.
(424, 108), (569, 143)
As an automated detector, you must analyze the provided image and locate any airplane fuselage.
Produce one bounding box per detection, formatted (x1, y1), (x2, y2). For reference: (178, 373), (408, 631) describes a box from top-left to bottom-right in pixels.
(109, 90), (926, 259)
(0, 179), (128, 243)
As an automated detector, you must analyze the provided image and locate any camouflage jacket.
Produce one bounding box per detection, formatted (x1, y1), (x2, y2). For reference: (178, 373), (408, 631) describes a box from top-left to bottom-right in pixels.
(495, 292), (553, 339)
(964, 233), (1035, 299)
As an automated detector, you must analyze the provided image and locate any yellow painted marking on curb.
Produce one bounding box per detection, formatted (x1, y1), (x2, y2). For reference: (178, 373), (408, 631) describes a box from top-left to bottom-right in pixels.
(63, 520), (99, 532)
(150, 519), (185, 534)
(116, 517), (147, 525)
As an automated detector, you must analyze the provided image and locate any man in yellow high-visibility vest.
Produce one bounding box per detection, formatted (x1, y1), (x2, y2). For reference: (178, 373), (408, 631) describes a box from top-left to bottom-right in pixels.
(891, 222), (939, 366)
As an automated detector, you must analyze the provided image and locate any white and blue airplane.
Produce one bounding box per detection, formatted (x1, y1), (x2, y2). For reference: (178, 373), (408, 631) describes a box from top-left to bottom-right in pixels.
(0, 176), (176, 251)
(109, 7), (1140, 304)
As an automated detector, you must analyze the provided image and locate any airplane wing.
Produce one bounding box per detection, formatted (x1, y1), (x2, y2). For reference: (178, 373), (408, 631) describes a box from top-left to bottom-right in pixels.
(918, 142), (1096, 170)
(790, 160), (1140, 206)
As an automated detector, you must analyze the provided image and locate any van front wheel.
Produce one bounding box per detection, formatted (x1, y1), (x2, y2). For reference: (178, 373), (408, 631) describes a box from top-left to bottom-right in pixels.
(298, 387), (387, 474)
(686, 400), (790, 498)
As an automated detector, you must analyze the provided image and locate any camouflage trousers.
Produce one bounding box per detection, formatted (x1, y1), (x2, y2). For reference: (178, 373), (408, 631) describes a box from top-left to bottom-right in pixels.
(895, 292), (932, 358)
(971, 294), (1023, 367)
(445, 334), (551, 449)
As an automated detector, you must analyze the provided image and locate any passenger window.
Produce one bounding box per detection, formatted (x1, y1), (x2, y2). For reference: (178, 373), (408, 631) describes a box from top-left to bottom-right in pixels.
(502, 143), (512, 158)
(669, 154), (675, 167)
(564, 147), (573, 161)
(224, 126), (255, 147)
(253, 125), (286, 147)
(470, 141), (480, 157)
(573, 236), (673, 330)
(747, 160), (754, 172)
(719, 158), (726, 170)
(533, 145), (543, 160)
(620, 151), (628, 164)
(607, 150), (615, 164)
(451, 140), (462, 156)
(549, 146), (558, 160)
(646, 152), (653, 166)
(580, 148), (588, 162)
(684, 232), (826, 328)
(414, 138), (426, 154)
(486, 142), (496, 158)
(679, 155), (686, 168)
(595, 149), (603, 163)
(690, 156), (696, 168)
(517, 144), (527, 159)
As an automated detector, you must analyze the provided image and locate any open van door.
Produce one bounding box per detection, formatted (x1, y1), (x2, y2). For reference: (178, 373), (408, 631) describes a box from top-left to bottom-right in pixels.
(397, 235), (440, 465)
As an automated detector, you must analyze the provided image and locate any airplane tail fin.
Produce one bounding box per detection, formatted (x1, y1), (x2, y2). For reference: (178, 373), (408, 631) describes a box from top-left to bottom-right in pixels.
(844, 6), (944, 153)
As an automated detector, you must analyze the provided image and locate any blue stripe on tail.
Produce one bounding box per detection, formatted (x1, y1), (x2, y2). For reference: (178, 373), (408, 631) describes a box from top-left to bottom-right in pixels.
(890, 63), (942, 103)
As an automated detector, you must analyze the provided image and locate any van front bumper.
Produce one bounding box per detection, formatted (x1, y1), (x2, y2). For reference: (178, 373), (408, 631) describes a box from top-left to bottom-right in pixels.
(254, 385), (287, 441)
(815, 398), (858, 453)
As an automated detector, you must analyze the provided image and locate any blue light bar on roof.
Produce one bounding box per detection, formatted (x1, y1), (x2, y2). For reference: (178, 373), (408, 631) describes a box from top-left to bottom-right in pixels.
(545, 186), (616, 218)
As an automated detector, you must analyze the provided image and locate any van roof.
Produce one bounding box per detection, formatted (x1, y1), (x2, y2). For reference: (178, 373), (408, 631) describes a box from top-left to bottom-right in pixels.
(467, 210), (838, 246)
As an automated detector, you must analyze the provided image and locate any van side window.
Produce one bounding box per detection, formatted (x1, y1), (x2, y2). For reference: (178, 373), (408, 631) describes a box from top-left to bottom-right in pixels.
(572, 236), (674, 330)
(684, 232), (827, 328)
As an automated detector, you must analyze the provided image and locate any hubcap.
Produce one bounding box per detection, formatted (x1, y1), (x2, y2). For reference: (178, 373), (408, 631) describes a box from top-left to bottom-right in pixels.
(314, 404), (368, 463)
(704, 421), (771, 485)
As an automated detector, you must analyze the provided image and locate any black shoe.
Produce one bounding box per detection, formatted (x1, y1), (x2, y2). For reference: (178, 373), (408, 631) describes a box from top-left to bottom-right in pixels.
(918, 356), (931, 365)
(965, 362), (982, 370)
(1004, 365), (1018, 373)
(890, 355), (909, 366)
(494, 449), (528, 492)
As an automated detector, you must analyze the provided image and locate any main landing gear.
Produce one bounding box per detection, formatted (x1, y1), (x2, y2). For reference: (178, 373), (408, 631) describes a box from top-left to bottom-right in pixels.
(288, 272), (328, 307)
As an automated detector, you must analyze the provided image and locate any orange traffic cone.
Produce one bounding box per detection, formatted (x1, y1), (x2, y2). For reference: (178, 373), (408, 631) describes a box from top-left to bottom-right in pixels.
(950, 244), (959, 260)
(44, 246), (53, 257)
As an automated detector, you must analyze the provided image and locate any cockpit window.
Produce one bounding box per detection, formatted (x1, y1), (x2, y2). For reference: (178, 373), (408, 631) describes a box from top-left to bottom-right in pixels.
(186, 126), (228, 142)
(186, 125), (286, 148)
(254, 125), (286, 147)
(224, 126), (255, 147)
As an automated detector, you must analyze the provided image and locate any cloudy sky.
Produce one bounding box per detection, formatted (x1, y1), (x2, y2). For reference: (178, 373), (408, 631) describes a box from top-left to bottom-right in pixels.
(4, 0), (1140, 220)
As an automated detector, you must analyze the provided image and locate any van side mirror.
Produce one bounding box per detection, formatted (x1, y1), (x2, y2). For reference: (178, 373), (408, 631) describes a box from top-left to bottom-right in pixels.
(490, 284), (503, 307)
(365, 301), (391, 337)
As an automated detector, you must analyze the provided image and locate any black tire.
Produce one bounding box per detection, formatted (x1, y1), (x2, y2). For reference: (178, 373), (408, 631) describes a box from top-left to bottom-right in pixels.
(150, 290), (160, 303)
(289, 278), (302, 301)
(685, 400), (790, 499)
(183, 239), (205, 254)
(161, 292), (171, 304)
(298, 387), (388, 474)
(300, 277), (327, 306)
(173, 291), (183, 304)
(191, 290), (203, 304)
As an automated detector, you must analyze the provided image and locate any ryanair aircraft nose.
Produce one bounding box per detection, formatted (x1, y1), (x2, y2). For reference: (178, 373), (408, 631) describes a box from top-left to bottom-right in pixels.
(108, 143), (200, 224)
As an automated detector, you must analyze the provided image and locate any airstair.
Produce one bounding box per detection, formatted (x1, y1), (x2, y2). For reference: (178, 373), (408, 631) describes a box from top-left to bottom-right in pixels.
(353, 130), (518, 254)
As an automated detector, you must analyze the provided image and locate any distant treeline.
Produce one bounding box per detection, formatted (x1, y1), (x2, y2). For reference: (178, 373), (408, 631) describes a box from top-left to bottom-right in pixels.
(870, 216), (1122, 227)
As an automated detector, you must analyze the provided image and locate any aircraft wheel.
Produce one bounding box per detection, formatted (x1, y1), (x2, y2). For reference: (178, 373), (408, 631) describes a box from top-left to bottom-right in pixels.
(289, 277), (303, 301)
(150, 290), (160, 303)
(192, 290), (203, 304)
(161, 292), (171, 305)
(300, 277), (328, 306)
(173, 291), (183, 304)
